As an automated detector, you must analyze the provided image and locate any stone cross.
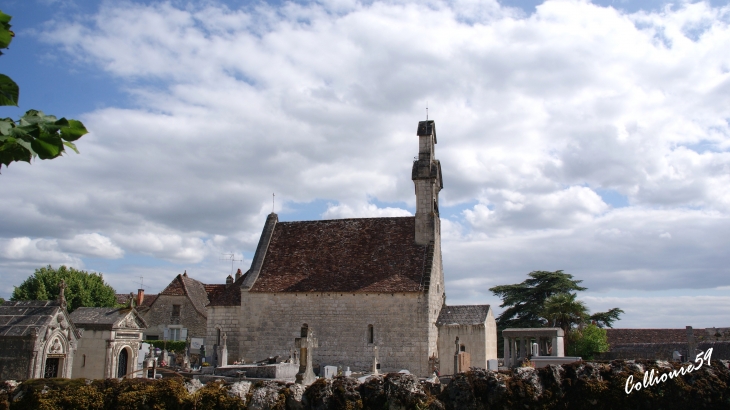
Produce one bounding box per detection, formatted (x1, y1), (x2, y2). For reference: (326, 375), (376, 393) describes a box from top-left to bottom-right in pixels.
(295, 327), (318, 385)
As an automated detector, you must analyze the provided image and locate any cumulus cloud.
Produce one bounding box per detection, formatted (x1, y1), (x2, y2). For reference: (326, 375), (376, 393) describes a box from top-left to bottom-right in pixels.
(0, 0), (728, 329)
(58, 233), (124, 259)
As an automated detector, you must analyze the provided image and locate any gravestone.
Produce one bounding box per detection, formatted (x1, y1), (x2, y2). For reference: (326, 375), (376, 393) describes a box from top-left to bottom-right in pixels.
(295, 326), (318, 385)
(372, 345), (380, 375)
(487, 359), (498, 370)
(344, 366), (352, 377)
(323, 365), (338, 379)
(219, 333), (228, 367)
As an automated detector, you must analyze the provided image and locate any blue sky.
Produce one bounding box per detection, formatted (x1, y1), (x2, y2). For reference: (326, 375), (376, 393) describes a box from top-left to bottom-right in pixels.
(2, 0), (730, 328)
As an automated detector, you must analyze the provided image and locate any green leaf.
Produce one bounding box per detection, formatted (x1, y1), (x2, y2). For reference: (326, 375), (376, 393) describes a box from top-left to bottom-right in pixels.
(63, 140), (79, 154)
(0, 137), (32, 166)
(0, 11), (12, 50)
(0, 118), (13, 135)
(0, 74), (19, 106)
(59, 119), (87, 141)
(30, 134), (63, 159)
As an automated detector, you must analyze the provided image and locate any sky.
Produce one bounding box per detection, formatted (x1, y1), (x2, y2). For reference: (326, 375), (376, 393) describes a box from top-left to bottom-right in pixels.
(1, 0), (729, 329)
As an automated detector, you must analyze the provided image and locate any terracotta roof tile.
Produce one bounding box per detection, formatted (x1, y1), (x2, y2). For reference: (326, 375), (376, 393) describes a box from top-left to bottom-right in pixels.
(606, 328), (700, 346)
(208, 272), (249, 307)
(250, 217), (428, 293)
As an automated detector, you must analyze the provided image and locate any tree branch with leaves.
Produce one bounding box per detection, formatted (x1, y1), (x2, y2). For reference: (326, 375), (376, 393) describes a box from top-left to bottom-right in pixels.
(0, 10), (87, 172)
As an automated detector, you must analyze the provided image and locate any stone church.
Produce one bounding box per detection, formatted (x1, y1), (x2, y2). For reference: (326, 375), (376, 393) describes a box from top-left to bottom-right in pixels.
(206, 120), (497, 376)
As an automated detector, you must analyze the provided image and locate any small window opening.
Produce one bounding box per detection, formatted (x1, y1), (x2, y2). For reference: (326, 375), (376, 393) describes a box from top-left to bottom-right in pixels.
(460, 345), (466, 352)
(368, 325), (374, 344)
(172, 305), (181, 317)
(301, 324), (309, 337)
(217, 328), (221, 345)
(82, 354), (86, 367)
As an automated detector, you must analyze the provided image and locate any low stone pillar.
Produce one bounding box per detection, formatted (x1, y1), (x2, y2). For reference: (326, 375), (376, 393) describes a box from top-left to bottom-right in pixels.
(503, 336), (510, 367)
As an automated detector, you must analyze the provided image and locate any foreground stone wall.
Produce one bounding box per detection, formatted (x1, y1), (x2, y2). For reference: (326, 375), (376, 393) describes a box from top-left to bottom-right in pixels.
(2, 359), (729, 409)
(238, 292), (433, 375)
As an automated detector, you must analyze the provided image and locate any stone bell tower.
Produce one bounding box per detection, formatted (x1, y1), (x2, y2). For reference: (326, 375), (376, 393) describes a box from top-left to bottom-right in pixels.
(412, 120), (443, 245)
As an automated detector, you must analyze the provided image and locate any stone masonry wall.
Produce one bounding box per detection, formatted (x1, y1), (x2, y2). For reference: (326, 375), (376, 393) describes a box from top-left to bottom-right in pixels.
(0, 338), (33, 380)
(238, 292), (433, 375)
(206, 305), (241, 365)
(71, 329), (109, 379)
(438, 324), (487, 375)
(142, 295), (207, 340)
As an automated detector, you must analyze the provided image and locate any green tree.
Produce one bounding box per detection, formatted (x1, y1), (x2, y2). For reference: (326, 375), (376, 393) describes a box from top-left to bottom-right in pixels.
(489, 270), (587, 330)
(490, 270), (623, 353)
(567, 323), (610, 360)
(542, 292), (589, 334)
(12, 265), (117, 312)
(589, 307), (624, 328)
(0, 10), (87, 172)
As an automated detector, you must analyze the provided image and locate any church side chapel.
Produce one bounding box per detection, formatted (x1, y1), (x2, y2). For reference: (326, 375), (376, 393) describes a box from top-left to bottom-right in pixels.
(69, 299), (148, 379)
(206, 120), (498, 376)
(0, 281), (80, 380)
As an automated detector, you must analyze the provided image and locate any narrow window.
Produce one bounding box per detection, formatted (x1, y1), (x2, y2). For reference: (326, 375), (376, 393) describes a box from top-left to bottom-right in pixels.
(217, 328), (221, 345)
(368, 325), (374, 344)
(82, 354), (86, 367)
(301, 324), (308, 337)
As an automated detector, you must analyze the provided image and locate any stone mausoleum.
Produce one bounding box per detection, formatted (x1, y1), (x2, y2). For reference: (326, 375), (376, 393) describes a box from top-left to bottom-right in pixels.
(69, 305), (147, 379)
(0, 284), (80, 380)
(206, 120), (498, 376)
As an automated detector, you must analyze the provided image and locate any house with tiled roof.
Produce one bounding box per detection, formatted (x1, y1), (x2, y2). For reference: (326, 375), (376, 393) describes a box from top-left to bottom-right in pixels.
(205, 120), (497, 376)
(140, 271), (226, 345)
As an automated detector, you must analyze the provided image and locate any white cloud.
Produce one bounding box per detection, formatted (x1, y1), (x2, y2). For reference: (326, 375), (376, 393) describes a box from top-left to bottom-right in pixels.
(59, 233), (124, 259)
(0, 0), (727, 330)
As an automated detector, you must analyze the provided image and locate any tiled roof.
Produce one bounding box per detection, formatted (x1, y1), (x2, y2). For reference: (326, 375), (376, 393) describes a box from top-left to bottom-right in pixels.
(153, 272), (234, 314)
(250, 217), (428, 293)
(606, 328), (700, 346)
(0, 300), (60, 338)
(208, 271), (249, 307)
(116, 293), (157, 308)
(437, 305), (491, 326)
(69, 307), (146, 330)
(70, 307), (127, 326)
(204, 284), (227, 303)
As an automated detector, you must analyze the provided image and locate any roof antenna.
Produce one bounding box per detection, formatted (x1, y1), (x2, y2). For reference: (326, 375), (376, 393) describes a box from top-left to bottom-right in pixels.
(426, 102), (428, 120)
(272, 192), (275, 213)
(220, 253), (242, 275)
(134, 276), (144, 289)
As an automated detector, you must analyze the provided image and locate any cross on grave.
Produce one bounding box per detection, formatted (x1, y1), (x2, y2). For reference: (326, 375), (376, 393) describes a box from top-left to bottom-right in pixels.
(295, 326), (318, 385)
(372, 345), (380, 375)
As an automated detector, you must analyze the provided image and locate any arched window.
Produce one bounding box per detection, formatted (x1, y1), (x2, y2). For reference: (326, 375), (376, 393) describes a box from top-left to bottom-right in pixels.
(301, 324), (309, 337)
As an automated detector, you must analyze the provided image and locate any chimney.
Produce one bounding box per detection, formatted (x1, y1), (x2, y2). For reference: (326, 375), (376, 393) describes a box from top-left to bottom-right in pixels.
(183, 270), (188, 277)
(226, 275), (234, 285)
(137, 289), (144, 306)
(235, 268), (242, 281)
